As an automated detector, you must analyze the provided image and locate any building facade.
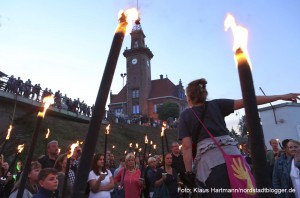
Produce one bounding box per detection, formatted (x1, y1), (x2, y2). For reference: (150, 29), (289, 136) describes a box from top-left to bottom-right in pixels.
(258, 102), (300, 149)
(108, 20), (187, 121)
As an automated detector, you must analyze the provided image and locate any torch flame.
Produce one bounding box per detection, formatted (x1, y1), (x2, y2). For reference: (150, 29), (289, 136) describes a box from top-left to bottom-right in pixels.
(105, 124), (110, 134)
(45, 128), (50, 139)
(58, 148), (61, 154)
(145, 135), (148, 144)
(112, 145), (115, 149)
(135, 143), (139, 148)
(150, 140), (153, 145)
(68, 142), (79, 158)
(153, 144), (156, 149)
(6, 125), (12, 140)
(124, 150), (127, 154)
(139, 148), (142, 152)
(38, 95), (54, 118)
(117, 8), (139, 35)
(224, 13), (252, 68)
(161, 121), (167, 136)
(129, 143), (132, 148)
(17, 144), (25, 153)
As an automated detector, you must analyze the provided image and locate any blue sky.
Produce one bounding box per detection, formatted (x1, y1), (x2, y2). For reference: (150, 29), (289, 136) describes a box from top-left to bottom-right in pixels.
(0, 1), (299, 130)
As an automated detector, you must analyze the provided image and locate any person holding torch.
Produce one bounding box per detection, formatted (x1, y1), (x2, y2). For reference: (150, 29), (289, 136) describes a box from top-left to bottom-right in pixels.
(179, 78), (299, 196)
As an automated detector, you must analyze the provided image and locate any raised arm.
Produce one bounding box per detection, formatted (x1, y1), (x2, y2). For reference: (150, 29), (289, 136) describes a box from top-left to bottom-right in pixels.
(233, 93), (300, 110)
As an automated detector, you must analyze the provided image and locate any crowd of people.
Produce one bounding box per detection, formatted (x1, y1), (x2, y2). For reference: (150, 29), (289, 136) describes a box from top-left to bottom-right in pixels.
(1, 74), (94, 117)
(0, 139), (186, 198)
(0, 77), (299, 198)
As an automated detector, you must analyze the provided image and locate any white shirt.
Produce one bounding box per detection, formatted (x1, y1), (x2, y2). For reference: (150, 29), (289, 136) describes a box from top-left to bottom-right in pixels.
(88, 169), (112, 198)
(290, 159), (300, 198)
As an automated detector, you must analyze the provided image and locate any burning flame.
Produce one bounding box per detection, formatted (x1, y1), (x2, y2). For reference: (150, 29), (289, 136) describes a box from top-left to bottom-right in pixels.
(117, 8), (139, 35)
(112, 145), (115, 149)
(224, 13), (252, 68)
(135, 143), (139, 149)
(129, 143), (132, 148)
(68, 142), (79, 158)
(58, 148), (61, 154)
(179, 145), (182, 150)
(17, 144), (25, 153)
(45, 128), (50, 139)
(139, 148), (142, 152)
(124, 150), (127, 154)
(150, 141), (153, 145)
(145, 135), (148, 144)
(153, 144), (157, 149)
(6, 125), (12, 140)
(105, 124), (110, 135)
(38, 95), (54, 118)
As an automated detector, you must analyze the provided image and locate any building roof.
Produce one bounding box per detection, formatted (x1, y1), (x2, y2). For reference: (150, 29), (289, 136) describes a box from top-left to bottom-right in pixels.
(149, 77), (178, 99)
(258, 102), (300, 112)
(110, 76), (179, 104)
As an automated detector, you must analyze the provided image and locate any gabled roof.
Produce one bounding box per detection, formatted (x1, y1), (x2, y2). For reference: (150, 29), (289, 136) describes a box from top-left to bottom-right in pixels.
(149, 78), (177, 99)
(110, 86), (127, 104)
(110, 77), (179, 104)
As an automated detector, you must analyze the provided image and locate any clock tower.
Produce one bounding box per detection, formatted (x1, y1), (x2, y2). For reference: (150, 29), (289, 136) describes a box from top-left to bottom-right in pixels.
(123, 19), (154, 116)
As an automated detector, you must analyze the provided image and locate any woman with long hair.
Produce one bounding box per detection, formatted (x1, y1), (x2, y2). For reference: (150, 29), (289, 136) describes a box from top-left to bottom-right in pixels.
(154, 153), (180, 198)
(54, 153), (73, 198)
(88, 153), (114, 198)
(9, 161), (41, 198)
(179, 78), (299, 197)
(114, 153), (143, 198)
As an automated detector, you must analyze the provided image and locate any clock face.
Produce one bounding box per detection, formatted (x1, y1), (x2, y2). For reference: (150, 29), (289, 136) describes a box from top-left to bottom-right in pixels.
(132, 58), (138, 64)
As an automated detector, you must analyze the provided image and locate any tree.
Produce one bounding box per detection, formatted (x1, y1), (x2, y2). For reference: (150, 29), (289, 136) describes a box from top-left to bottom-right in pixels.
(157, 102), (179, 121)
(229, 127), (239, 139)
(238, 115), (248, 137)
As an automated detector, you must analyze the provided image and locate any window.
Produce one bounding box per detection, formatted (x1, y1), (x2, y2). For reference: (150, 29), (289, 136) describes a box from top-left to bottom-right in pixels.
(114, 108), (122, 114)
(179, 91), (185, 99)
(132, 89), (139, 98)
(132, 105), (140, 114)
(154, 103), (162, 113)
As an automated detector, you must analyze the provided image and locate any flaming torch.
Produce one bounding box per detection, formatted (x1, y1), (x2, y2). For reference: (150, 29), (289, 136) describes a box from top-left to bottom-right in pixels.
(0, 125), (12, 155)
(225, 13), (272, 191)
(148, 140), (153, 155)
(103, 124), (110, 173)
(129, 143), (133, 152)
(143, 135), (148, 162)
(153, 144), (157, 154)
(44, 128), (50, 155)
(112, 145), (115, 154)
(161, 125), (165, 169)
(62, 142), (79, 198)
(17, 95), (54, 198)
(8, 144), (24, 175)
(162, 121), (169, 152)
(135, 143), (139, 157)
(72, 9), (138, 198)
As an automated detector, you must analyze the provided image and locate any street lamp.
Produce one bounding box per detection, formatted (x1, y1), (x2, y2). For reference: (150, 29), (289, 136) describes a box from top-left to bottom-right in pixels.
(120, 73), (127, 115)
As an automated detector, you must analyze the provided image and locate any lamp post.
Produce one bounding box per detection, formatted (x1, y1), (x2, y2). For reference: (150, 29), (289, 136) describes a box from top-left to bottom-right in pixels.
(120, 73), (127, 116)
